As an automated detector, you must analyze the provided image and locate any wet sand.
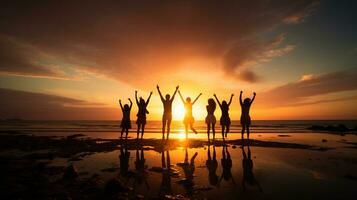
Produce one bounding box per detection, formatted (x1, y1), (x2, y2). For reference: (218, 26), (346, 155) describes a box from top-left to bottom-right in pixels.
(0, 132), (357, 199)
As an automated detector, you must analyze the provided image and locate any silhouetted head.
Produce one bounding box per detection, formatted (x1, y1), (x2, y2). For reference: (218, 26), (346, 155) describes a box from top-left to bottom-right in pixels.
(165, 94), (170, 100)
(207, 98), (216, 110)
(186, 97), (191, 103)
(209, 173), (218, 185)
(139, 97), (145, 105)
(222, 100), (228, 109)
(124, 104), (129, 111)
(243, 98), (251, 106)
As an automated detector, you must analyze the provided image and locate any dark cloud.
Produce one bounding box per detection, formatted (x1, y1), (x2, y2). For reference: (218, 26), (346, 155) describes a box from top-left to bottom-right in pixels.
(0, 88), (118, 120)
(257, 68), (357, 108)
(0, 0), (318, 84)
(0, 35), (64, 78)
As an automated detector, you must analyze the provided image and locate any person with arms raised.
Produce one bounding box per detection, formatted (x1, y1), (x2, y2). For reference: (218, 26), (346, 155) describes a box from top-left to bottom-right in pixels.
(135, 90), (153, 140)
(240, 91), (256, 140)
(213, 93), (234, 140)
(157, 85), (179, 140)
(178, 90), (202, 139)
(119, 98), (132, 139)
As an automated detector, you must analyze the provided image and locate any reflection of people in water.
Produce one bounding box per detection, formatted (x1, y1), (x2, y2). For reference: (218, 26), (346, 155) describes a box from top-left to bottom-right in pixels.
(178, 148), (198, 195)
(133, 146), (149, 190)
(159, 150), (172, 197)
(206, 144), (218, 186)
(242, 143), (262, 192)
(178, 90), (202, 138)
(219, 145), (235, 184)
(119, 145), (130, 178)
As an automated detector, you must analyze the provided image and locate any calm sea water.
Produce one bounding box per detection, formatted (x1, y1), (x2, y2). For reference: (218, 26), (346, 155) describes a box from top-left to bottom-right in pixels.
(1, 120), (356, 139)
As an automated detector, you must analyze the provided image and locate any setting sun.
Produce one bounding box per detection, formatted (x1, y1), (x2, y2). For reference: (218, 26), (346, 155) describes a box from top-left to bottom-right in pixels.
(172, 104), (185, 120)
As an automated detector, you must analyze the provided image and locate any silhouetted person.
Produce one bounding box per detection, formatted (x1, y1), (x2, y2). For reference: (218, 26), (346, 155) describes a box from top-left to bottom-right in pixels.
(159, 150), (172, 197)
(135, 90), (153, 140)
(119, 98), (132, 139)
(242, 143), (262, 192)
(240, 91), (256, 140)
(133, 146), (149, 191)
(206, 144), (218, 186)
(119, 145), (130, 178)
(178, 90), (202, 138)
(219, 145), (235, 184)
(205, 98), (217, 142)
(157, 85), (179, 140)
(178, 148), (198, 196)
(214, 94), (234, 140)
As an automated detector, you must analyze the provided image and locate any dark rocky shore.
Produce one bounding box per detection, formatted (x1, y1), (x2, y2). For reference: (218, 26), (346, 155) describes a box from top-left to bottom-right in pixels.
(0, 132), (342, 199)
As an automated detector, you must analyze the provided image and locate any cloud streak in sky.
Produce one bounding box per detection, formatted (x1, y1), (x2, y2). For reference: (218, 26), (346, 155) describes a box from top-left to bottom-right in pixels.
(257, 69), (357, 108)
(0, 88), (118, 120)
(0, 0), (318, 85)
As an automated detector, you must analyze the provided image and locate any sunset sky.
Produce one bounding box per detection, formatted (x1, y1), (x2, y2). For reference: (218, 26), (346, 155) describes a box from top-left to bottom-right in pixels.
(1, 0), (357, 120)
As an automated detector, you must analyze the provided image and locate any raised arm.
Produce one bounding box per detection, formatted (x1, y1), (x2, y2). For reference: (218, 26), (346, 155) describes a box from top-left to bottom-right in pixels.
(178, 90), (185, 104)
(213, 94), (222, 107)
(119, 99), (124, 110)
(250, 92), (256, 105)
(128, 98), (133, 110)
(135, 91), (139, 105)
(156, 85), (164, 102)
(170, 85), (179, 101)
(146, 91), (153, 105)
(192, 93), (202, 105)
(228, 94), (234, 106)
(239, 91), (243, 106)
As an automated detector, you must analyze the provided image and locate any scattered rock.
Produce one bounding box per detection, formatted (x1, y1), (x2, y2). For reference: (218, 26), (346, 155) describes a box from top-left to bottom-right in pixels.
(62, 164), (78, 180)
(344, 174), (357, 181)
(307, 124), (350, 133)
(278, 134), (291, 137)
(67, 134), (85, 140)
(194, 185), (213, 191)
(150, 166), (164, 173)
(101, 166), (119, 172)
(104, 178), (128, 195)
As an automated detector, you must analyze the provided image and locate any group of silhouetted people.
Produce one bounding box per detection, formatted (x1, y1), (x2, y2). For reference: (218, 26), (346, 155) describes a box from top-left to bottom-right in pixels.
(119, 85), (256, 141)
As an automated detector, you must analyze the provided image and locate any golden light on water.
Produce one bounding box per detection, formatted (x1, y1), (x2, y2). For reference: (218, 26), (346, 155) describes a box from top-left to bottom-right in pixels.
(177, 129), (187, 140)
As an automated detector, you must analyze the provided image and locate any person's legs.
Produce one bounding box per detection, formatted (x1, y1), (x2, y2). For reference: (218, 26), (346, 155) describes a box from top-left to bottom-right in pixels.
(241, 125), (245, 140)
(222, 126), (225, 140)
(121, 128), (124, 139)
(190, 123), (197, 134)
(185, 123), (188, 139)
(247, 125), (250, 140)
(207, 123), (210, 142)
(125, 128), (129, 139)
(226, 125), (230, 138)
(141, 124), (145, 139)
(212, 123), (216, 141)
(167, 116), (172, 139)
(137, 123), (140, 139)
(162, 116), (166, 139)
